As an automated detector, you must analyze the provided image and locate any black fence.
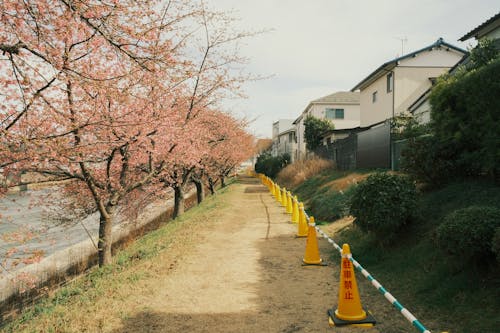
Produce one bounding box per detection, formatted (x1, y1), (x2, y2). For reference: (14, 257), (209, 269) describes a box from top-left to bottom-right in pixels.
(316, 121), (392, 170)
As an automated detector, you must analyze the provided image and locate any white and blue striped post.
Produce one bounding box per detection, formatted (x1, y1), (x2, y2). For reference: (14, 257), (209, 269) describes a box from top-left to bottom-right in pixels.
(301, 210), (431, 333)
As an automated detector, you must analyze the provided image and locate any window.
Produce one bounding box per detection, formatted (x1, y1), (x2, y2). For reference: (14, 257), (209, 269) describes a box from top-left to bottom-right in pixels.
(387, 72), (393, 93)
(325, 108), (345, 119)
(288, 132), (293, 143)
(372, 91), (378, 103)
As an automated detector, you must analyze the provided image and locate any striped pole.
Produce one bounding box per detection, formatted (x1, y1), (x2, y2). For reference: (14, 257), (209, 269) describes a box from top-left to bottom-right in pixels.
(301, 211), (431, 333)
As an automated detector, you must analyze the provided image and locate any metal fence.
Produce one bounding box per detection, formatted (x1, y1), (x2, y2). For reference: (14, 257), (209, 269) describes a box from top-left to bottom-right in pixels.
(317, 121), (391, 170)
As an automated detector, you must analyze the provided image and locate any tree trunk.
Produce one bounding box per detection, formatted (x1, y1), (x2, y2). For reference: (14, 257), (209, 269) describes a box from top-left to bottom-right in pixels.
(220, 176), (226, 188)
(97, 205), (115, 266)
(173, 185), (185, 218)
(208, 177), (216, 195)
(194, 179), (204, 204)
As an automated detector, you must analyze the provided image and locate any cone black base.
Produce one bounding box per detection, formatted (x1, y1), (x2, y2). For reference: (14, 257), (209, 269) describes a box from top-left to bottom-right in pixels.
(301, 260), (327, 266)
(327, 309), (376, 327)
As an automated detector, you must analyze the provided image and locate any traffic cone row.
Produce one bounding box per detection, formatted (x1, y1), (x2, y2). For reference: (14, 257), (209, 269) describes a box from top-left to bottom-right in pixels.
(256, 173), (375, 328)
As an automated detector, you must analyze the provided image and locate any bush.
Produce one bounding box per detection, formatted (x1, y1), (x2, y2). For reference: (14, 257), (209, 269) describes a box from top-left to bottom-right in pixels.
(401, 135), (461, 186)
(430, 57), (500, 180)
(492, 228), (500, 264)
(436, 206), (500, 261)
(349, 172), (417, 244)
(309, 186), (356, 221)
(276, 158), (334, 189)
(254, 152), (290, 178)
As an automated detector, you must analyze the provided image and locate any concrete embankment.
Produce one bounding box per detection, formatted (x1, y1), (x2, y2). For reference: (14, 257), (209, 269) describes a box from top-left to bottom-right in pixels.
(0, 187), (197, 322)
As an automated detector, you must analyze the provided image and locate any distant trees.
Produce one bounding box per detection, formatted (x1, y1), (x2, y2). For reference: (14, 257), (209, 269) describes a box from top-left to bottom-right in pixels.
(304, 116), (334, 151)
(0, 0), (255, 266)
(254, 152), (290, 179)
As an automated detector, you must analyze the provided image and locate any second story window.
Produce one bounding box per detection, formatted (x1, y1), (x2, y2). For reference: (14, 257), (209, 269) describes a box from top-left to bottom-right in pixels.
(387, 72), (393, 93)
(372, 91), (378, 103)
(325, 108), (345, 119)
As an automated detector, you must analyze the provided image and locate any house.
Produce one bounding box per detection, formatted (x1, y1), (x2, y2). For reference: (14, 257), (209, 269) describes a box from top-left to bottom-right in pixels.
(409, 13), (500, 123)
(459, 11), (500, 43)
(351, 38), (466, 127)
(293, 91), (360, 160)
(271, 119), (296, 161)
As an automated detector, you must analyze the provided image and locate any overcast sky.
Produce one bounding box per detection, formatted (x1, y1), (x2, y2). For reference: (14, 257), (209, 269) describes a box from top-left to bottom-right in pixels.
(207, 0), (498, 138)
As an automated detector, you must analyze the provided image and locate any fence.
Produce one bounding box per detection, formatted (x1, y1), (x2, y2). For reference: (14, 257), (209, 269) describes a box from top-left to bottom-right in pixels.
(317, 121), (391, 170)
(258, 173), (433, 333)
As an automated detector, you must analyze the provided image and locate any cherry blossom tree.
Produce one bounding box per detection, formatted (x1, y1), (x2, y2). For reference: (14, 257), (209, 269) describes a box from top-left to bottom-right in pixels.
(1, 0), (257, 268)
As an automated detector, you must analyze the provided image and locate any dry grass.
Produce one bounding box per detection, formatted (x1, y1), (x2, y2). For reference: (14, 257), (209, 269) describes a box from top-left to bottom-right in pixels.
(320, 172), (371, 192)
(276, 158), (334, 189)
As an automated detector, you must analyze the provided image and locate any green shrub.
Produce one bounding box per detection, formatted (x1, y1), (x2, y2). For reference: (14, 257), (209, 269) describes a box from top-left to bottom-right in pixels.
(349, 172), (417, 244)
(309, 186), (356, 221)
(430, 57), (500, 180)
(435, 206), (500, 261)
(492, 227), (500, 263)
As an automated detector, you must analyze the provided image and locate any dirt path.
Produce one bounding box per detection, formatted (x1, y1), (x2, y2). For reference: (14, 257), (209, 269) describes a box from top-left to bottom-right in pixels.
(104, 176), (383, 333)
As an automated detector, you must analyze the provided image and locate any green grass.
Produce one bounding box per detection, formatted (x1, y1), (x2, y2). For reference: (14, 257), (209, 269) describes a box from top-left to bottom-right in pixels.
(334, 180), (500, 333)
(292, 169), (367, 223)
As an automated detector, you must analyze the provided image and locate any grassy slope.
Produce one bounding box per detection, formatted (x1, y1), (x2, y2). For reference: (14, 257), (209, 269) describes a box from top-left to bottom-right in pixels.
(1, 185), (231, 333)
(296, 175), (500, 333)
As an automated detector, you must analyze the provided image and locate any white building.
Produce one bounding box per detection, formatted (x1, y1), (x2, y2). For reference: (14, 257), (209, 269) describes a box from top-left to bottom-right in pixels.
(271, 119), (296, 161)
(293, 91), (360, 160)
(351, 38), (466, 127)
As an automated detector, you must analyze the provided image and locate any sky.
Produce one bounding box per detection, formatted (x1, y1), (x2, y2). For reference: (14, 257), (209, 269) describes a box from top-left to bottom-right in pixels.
(205, 0), (498, 138)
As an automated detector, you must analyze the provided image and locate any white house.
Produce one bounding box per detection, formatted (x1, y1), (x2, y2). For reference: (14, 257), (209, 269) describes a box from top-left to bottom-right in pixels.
(293, 91), (360, 160)
(351, 38), (466, 127)
(409, 13), (500, 123)
(271, 119), (296, 160)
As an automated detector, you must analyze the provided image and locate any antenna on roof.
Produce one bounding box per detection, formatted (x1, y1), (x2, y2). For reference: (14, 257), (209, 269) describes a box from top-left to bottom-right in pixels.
(394, 36), (408, 56)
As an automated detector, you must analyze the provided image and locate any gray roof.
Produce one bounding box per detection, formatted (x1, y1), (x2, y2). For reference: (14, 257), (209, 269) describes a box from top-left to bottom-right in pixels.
(459, 12), (500, 41)
(311, 91), (360, 104)
(351, 38), (466, 91)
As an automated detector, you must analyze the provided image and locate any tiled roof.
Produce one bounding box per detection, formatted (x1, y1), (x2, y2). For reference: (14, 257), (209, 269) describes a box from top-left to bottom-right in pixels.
(459, 12), (500, 41)
(311, 91), (360, 104)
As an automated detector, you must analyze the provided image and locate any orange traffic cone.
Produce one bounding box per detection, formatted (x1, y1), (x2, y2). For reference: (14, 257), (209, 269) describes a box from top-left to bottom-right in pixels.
(276, 184), (282, 203)
(281, 187), (287, 207)
(271, 181), (276, 197)
(291, 196), (299, 224)
(327, 244), (376, 327)
(286, 191), (293, 214)
(302, 217), (326, 266)
(296, 203), (308, 237)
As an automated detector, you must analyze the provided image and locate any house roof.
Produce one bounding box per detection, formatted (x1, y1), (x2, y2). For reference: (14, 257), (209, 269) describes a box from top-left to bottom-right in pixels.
(311, 91), (360, 104)
(408, 87), (432, 113)
(292, 91), (359, 125)
(351, 38), (466, 91)
(459, 12), (500, 41)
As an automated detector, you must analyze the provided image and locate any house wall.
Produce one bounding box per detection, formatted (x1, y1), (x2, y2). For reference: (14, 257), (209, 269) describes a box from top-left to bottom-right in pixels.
(484, 28), (500, 40)
(412, 99), (431, 124)
(359, 48), (463, 127)
(359, 73), (394, 127)
(277, 131), (297, 161)
(393, 66), (450, 115)
(272, 119), (294, 157)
